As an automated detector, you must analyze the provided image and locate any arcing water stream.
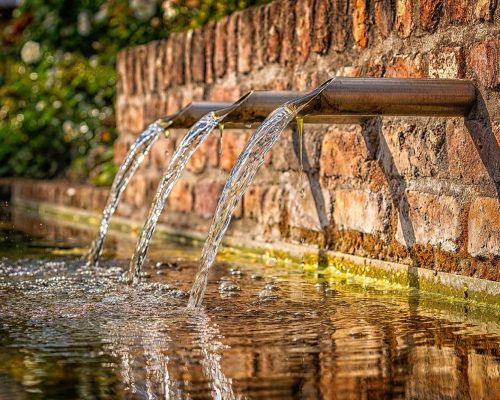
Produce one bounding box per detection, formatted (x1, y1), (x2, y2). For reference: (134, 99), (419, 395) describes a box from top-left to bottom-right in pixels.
(86, 119), (170, 268)
(188, 78), (334, 307)
(128, 93), (251, 284)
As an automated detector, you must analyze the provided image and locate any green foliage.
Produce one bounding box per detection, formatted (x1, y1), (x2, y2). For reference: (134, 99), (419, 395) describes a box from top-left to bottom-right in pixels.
(0, 0), (268, 184)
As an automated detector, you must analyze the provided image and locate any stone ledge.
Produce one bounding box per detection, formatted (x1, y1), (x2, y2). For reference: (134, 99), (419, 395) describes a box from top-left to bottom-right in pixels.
(12, 197), (500, 308)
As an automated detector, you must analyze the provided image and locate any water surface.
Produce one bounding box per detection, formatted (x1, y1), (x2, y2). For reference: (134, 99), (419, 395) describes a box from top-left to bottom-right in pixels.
(1, 206), (499, 399)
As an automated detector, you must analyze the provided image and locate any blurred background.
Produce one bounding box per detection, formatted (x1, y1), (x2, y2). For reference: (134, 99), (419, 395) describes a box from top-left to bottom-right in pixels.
(0, 0), (267, 185)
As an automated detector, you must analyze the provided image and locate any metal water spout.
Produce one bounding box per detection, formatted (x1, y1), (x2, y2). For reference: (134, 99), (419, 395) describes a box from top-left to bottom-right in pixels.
(163, 77), (476, 128)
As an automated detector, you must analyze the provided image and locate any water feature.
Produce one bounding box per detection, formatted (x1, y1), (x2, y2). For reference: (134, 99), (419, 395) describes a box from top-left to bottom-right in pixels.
(188, 79), (334, 308)
(128, 93), (251, 284)
(1, 205), (499, 399)
(86, 119), (171, 268)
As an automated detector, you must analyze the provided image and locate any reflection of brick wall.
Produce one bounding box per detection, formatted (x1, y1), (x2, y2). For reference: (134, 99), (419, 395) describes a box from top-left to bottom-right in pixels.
(17, 1), (500, 279)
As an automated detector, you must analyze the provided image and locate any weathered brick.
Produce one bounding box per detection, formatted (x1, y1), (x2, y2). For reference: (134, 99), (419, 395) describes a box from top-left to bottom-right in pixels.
(469, 39), (500, 89)
(419, 0), (443, 31)
(271, 128), (321, 172)
(311, 0), (331, 53)
(446, 119), (500, 185)
(208, 85), (241, 101)
(266, 2), (281, 63)
(295, 0), (313, 63)
(116, 102), (144, 134)
(134, 46), (147, 96)
(334, 189), (390, 234)
(468, 197), (500, 257)
(194, 179), (224, 219)
(238, 9), (253, 74)
(221, 130), (250, 172)
(243, 184), (265, 220)
(396, 0), (413, 37)
(203, 23), (215, 84)
(475, 0), (497, 21)
(252, 5), (267, 69)
(396, 191), (462, 252)
(191, 29), (205, 83)
(428, 47), (465, 78)
(261, 186), (286, 227)
(331, 0), (349, 51)
(445, 0), (468, 23)
(226, 13), (239, 74)
(169, 178), (194, 213)
(183, 30), (193, 84)
(187, 132), (220, 174)
(116, 50), (127, 96)
(320, 125), (370, 179)
(379, 120), (445, 178)
(214, 17), (227, 78)
(385, 54), (427, 77)
(280, 0), (296, 65)
(113, 133), (135, 165)
(374, 0), (394, 37)
(151, 135), (175, 170)
(353, 0), (368, 48)
(288, 175), (331, 232)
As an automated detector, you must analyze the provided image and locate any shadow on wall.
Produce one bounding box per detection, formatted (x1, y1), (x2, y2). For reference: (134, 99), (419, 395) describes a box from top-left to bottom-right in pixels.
(465, 91), (500, 198)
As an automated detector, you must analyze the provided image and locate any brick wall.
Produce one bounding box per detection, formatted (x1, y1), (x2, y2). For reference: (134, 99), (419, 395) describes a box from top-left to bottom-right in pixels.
(112, 0), (499, 279)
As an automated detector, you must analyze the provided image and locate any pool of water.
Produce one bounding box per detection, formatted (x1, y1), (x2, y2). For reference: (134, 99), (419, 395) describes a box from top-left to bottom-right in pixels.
(0, 204), (499, 399)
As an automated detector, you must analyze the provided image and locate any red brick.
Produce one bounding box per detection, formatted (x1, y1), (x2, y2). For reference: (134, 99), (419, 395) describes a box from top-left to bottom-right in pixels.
(146, 41), (161, 93)
(311, 0), (331, 54)
(208, 85), (241, 101)
(194, 179), (224, 219)
(162, 38), (174, 89)
(446, 119), (500, 185)
(385, 54), (427, 78)
(133, 46), (147, 96)
(266, 2), (281, 63)
(214, 17), (227, 78)
(226, 13), (239, 75)
(334, 189), (390, 234)
(187, 132), (220, 174)
(295, 0), (313, 63)
(469, 39), (500, 89)
(396, 0), (413, 37)
(331, 0), (349, 52)
(172, 32), (185, 86)
(280, 0), (296, 65)
(468, 197), (500, 257)
(238, 9), (253, 74)
(475, 0), (497, 21)
(203, 23), (215, 84)
(320, 126), (370, 179)
(191, 29), (205, 83)
(374, 0), (393, 37)
(428, 47), (465, 78)
(396, 191), (463, 252)
(169, 178), (194, 213)
(243, 184), (265, 220)
(445, 0), (468, 23)
(353, 0), (368, 48)
(183, 30), (193, 84)
(221, 130), (250, 172)
(288, 175), (331, 232)
(419, 0), (443, 31)
(380, 120), (445, 178)
(151, 135), (175, 170)
(116, 102), (144, 134)
(252, 6), (267, 69)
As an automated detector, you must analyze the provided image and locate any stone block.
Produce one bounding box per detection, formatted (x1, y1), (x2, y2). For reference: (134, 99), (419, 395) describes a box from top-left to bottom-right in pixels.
(396, 191), (462, 252)
(311, 0), (331, 54)
(295, 0), (313, 63)
(374, 0), (393, 37)
(194, 179), (224, 219)
(468, 197), (500, 257)
(395, 0), (413, 37)
(221, 130), (250, 172)
(353, 0), (368, 48)
(169, 178), (194, 213)
(428, 47), (465, 79)
(419, 0), (443, 31)
(334, 189), (390, 234)
(469, 39), (500, 89)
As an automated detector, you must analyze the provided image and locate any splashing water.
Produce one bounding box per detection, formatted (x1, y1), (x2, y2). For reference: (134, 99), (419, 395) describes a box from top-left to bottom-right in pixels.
(128, 94), (250, 283)
(86, 120), (170, 268)
(188, 79), (334, 308)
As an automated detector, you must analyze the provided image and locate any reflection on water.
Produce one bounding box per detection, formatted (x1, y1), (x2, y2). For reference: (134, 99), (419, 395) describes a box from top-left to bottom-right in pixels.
(0, 207), (499, 399)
